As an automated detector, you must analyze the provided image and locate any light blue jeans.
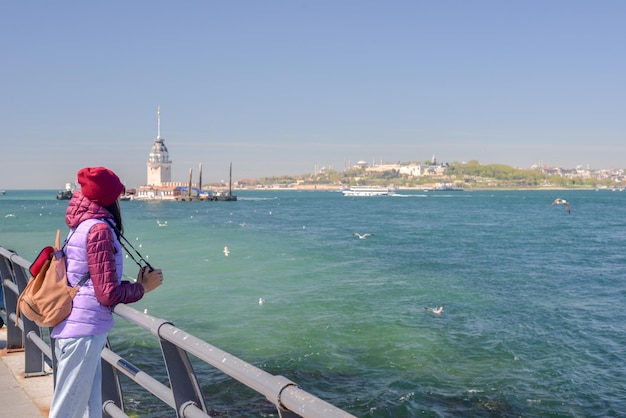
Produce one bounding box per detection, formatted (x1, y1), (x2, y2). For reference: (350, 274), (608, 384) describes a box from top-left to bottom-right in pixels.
(49, 333), (108, 418)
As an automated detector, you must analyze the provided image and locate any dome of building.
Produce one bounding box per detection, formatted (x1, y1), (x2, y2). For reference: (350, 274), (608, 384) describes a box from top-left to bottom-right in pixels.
(148, 138), (171, 163)
(151, 138), (168, 153)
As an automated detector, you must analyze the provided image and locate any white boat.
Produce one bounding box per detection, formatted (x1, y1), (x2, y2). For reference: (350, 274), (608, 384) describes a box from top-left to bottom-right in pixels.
(56, 182), (77, 200)
(342, 186), (395, 197)
(424, 182), (464, 192)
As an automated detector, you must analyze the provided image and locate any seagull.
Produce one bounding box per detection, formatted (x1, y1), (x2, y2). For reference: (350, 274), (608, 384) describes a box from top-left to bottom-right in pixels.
(223, 246), (230, 257)
(552, 198), (571, 214)
(258, 297), (266, 305)
(426, 306), (443, 315)
(156, 220), (168, 227)
(354, 233), (373, 239)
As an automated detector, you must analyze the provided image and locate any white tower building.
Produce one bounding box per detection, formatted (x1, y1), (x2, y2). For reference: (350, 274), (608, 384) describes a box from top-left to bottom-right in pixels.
(146, 106), (172, 186)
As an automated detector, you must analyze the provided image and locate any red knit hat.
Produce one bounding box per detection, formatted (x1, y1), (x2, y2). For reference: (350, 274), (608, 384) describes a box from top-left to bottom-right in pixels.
(77, 167), (124, 206)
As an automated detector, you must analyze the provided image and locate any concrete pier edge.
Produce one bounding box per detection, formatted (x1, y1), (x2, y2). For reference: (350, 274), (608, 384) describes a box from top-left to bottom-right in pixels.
(0, 325), (53, 417)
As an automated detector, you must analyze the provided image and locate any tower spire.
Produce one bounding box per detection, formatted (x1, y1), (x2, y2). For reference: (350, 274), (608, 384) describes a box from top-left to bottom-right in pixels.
(157, 105), (161, 139)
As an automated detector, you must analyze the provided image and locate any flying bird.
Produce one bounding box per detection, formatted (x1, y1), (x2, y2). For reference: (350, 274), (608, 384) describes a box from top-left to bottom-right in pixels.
(354, 233), (373, 239)
(552, 198), (571, 214)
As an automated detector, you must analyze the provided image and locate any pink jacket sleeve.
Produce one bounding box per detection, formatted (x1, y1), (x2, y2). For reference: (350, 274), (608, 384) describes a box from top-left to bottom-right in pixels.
(86, 222), (145, 306)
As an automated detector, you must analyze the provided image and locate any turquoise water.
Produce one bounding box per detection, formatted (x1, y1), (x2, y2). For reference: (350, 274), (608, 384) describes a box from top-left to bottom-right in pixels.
(2, 190), (625, 417)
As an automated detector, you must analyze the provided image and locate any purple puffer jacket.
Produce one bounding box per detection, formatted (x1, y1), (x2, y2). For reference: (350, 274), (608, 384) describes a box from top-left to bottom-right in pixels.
(51, 192), (145, 339)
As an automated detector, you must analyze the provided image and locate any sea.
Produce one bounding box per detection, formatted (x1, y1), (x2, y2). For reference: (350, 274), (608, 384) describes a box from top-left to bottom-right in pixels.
(1, 189), (625, 417)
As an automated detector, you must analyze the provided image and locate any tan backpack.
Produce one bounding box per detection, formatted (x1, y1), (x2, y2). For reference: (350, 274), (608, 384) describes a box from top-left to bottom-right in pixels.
(16, 230), (88, 327)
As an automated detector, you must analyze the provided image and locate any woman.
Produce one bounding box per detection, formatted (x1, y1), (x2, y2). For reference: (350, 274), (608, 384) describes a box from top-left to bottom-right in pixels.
(50, 167), (163, 418)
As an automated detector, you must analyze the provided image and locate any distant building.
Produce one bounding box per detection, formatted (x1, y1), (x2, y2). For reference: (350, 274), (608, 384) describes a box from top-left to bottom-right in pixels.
(136, 107), (180, 200)
(399, 165), (423, 177)
(358, 158), (450, 178)
(146, 106), (172, 186)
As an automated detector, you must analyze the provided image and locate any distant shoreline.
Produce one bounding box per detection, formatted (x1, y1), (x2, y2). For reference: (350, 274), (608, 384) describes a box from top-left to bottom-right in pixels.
(0, 186), (609, 193)
(240, 185), (600, 192)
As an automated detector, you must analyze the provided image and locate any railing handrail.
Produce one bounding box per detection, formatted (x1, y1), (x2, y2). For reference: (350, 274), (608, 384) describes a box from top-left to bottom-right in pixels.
(0, 245), (356, 418)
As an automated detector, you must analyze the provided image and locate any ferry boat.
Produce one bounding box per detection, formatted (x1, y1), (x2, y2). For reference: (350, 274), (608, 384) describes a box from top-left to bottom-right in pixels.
(342, 186), (395, 197)
(56, 183), (77, 200)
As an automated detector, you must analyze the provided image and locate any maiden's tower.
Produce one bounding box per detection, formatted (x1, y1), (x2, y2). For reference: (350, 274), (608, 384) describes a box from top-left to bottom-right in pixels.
(147, 106), (172, 186)
(135, 107), (180, 199)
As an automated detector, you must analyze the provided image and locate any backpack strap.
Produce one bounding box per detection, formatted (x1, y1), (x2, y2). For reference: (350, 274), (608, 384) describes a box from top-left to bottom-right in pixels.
(75, 273), (91, 288)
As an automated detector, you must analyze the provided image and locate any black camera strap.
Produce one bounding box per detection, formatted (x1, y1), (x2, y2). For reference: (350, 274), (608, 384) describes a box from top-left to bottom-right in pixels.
(105, 220), (154, 272)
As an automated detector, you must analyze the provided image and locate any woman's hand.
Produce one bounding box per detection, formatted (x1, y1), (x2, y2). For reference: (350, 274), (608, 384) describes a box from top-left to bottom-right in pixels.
(137, 267), (163, 293)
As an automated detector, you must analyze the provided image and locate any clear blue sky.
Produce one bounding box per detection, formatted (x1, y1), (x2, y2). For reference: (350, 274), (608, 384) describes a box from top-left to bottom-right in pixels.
(2, 1), (625, 189)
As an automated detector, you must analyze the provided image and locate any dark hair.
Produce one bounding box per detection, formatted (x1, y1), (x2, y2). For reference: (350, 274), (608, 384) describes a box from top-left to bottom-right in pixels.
(104, 200), (123, 238)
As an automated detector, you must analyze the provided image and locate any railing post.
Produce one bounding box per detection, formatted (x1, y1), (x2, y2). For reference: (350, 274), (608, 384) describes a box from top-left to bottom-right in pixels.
(0, 254), (25, 350)
(23, 324), (46, 376)
(278, 409), (301, 418)
(157, 321), (208, 417)
(101, 339), (125, 417)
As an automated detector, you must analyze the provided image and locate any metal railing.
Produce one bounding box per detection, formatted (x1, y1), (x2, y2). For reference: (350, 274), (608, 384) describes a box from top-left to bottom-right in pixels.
(0, 246), (356, 418)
